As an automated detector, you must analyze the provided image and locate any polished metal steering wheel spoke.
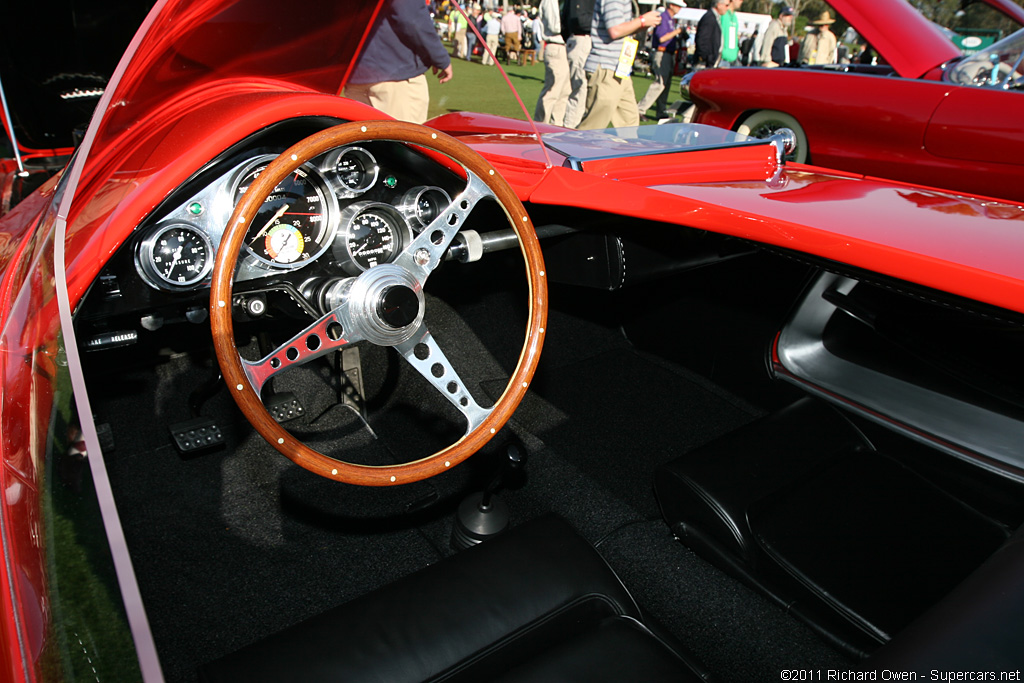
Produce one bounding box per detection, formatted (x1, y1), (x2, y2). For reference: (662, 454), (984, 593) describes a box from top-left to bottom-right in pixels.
(394, 171), (494, 283)
(242, 303), (363, 395)
(395, 324), (492, 434)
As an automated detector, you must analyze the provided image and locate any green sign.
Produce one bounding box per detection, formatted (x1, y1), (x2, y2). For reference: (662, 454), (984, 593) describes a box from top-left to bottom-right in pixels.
(953, 32), (998, 55)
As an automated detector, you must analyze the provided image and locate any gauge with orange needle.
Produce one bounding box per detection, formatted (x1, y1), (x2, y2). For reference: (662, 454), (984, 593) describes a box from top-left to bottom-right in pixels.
(235, 160), (334, 267)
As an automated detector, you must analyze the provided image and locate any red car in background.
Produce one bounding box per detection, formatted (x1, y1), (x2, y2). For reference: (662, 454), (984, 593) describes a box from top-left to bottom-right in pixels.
(684, 0), (1024, 202)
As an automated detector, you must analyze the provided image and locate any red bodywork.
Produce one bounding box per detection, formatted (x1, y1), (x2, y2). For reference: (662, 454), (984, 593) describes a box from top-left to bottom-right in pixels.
(688, 0), (1024, 202)
(1, 0), (1024, 680)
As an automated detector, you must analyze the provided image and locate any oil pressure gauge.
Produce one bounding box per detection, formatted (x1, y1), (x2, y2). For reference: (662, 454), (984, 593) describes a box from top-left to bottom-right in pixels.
(137, 223), (213, 290)
(327, 146), (378, 196)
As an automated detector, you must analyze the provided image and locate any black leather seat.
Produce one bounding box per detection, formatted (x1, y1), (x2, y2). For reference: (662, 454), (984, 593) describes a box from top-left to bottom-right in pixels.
(199, 514), (711, 682)
(864, 523), (1024, 671)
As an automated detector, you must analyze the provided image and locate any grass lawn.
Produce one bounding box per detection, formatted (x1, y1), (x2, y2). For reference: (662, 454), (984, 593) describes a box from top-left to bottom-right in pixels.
(426, 50), (684, 124)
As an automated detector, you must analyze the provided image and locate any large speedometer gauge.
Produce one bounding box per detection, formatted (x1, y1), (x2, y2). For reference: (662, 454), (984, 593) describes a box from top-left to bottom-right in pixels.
(235, 158), (335, 268)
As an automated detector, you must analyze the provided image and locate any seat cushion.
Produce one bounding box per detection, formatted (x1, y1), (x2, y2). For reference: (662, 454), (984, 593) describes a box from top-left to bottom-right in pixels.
(200, 513), (707, 683)
(865, 523), (1024, 670)
(492, 616), (706, 683)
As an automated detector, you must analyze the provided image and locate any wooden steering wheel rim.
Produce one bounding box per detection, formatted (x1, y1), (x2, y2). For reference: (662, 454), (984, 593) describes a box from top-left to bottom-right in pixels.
(210, 120), (547, 486)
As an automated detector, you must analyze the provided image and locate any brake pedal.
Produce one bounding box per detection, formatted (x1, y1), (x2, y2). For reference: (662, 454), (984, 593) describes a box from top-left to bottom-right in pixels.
(169, 417), (225, 456)
(265, 391), (305, 423)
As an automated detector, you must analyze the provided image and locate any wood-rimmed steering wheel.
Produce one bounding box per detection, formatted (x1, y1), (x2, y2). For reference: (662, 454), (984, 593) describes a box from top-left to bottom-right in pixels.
(210, 120), (546, 486)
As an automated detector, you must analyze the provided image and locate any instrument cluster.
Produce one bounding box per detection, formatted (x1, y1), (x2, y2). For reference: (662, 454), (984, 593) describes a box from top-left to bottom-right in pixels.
(134, 143), (454, 291)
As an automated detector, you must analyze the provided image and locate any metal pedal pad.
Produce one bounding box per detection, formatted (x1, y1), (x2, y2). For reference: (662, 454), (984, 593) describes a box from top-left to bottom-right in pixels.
(169, 417), (225, 455)
(265, 391), (305, 423)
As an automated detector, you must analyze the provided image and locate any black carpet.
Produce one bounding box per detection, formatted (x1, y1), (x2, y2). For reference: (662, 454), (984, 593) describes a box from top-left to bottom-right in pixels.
(525, 346), (762, 519)
(87, 272), (852, 682)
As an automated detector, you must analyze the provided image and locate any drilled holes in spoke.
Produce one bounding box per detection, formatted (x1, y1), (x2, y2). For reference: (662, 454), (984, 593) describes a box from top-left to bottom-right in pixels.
(398, 330), (491, 433)
(245, 314), (351, 394)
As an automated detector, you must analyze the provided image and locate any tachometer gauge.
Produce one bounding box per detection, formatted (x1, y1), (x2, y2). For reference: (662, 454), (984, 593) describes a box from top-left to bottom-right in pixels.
(335, 203), (410, 273)
(235, 159), (335, 268)
(136, 223), (213, 290)
(399, 186), (452, 230)
(327, 147), (378, 196)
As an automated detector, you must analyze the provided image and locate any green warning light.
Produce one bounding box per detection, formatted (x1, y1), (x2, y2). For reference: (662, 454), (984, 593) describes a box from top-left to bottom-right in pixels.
(187, 202), (204, 216)
(384, 175), (398, 189)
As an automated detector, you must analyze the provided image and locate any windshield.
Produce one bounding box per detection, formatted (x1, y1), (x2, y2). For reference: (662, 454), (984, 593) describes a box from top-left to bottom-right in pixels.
(947, 26), (1024, 88)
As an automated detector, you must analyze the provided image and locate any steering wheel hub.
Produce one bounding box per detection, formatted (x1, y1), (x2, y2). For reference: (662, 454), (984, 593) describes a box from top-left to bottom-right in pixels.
(377, 285), (421, 329)
(346, 264), (425, 346)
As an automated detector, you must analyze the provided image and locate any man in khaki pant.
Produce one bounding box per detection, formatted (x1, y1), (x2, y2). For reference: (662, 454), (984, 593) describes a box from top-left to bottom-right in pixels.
(345, 0), (453, 124)
(533, 0), (570, 126)
(578, 0), (661, 130)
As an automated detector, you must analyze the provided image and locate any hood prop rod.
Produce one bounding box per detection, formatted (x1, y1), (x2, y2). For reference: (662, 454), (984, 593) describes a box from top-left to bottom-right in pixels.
(0, 72), (27, 176)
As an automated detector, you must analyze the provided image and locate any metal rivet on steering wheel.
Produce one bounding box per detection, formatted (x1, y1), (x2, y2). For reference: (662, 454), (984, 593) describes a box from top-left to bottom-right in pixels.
(210, 120), (547, 486)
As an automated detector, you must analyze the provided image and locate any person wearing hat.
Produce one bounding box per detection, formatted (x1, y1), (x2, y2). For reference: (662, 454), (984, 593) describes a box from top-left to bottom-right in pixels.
(636, 0), (688, 120)
(758, 6), (794, 67)
(798, 10), (837, 65)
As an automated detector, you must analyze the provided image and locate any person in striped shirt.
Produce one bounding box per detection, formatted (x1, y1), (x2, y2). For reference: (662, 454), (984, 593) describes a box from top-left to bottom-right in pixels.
(577, 0), (662, 129)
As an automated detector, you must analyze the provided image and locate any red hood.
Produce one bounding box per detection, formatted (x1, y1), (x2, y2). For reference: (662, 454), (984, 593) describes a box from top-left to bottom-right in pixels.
(89, 0), (383, 156)
(828, 0), (960, 78)
(828, 0), (1024, 78)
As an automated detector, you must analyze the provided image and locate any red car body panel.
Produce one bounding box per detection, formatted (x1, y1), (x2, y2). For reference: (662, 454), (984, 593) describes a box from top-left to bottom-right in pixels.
(924, 87), (1024, 164)
(2, 0), (1024, 680)
(689, 0), (1024, 202)
(0, 177), (62, 683)
(434, 112), (1024, 315)
(524, 163), (1024, 314)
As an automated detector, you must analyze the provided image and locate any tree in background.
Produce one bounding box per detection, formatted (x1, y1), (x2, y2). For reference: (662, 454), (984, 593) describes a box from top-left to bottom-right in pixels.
(913, 0), (1024, 38)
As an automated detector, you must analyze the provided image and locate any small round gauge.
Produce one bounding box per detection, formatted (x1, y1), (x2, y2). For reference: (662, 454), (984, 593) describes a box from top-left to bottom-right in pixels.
(265, 224), (305, 263)
(137, 223), (213, 289)
(328, 147), (378, 195)
(235, 159), (335, 268)
(399, 186), (451, 229)
(337, 203), (408, 272)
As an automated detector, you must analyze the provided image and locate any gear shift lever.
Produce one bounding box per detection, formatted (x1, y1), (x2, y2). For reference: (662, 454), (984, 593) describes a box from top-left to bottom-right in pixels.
(451, 443), (525, 550)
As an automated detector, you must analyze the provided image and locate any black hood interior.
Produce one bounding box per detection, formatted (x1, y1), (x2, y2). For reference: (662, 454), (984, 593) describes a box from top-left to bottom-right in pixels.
(0, 0), (152, 152)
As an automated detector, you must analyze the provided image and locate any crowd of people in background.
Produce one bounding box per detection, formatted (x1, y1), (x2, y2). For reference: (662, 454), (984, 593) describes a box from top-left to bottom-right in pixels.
(353, 0), (870, 128)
